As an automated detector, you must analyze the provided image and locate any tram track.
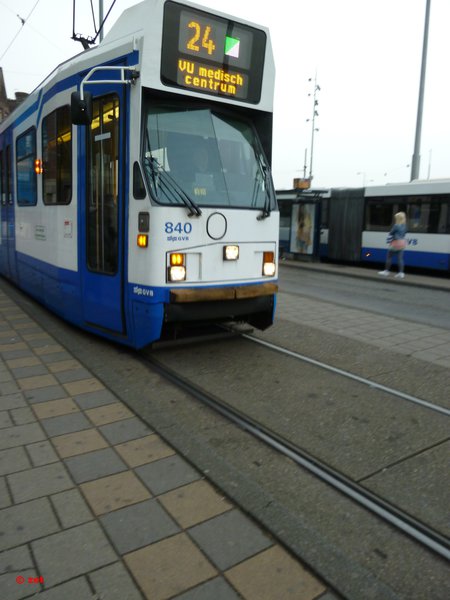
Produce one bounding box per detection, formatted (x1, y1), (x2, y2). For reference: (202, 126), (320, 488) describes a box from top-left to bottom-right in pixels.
(143, 349), (450, 562)
(242, 333), (450, 417)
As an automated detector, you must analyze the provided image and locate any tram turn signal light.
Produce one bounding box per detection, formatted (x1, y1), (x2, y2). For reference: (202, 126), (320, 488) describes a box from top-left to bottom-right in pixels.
(170, 253), (185, 266)
(34, 159), (43, 175)
(137, 234), (148, 248)
(168, 253), (186, 282)
(262, 251), (276, 276)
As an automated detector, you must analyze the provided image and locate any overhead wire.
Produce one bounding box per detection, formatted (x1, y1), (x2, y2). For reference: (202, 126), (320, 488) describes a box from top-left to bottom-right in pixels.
(0, 0), (42, 61)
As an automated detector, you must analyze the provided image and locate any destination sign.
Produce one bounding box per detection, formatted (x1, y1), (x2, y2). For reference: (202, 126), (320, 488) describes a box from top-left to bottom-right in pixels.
(161, 1), (266, 103)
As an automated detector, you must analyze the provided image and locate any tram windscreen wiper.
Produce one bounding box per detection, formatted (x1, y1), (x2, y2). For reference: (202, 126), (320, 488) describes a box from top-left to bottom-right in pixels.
(143, 156), (202, 217)
(253, 156), (273, 221)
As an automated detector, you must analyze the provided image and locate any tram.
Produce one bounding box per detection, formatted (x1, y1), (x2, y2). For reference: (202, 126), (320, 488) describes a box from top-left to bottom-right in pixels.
(320, 181), (450, 272)
(279, 180), (450, 272)
(0, 0), (278, 348)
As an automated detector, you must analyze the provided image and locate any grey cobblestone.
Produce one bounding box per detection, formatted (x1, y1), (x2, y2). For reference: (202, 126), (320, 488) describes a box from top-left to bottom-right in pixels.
(98, 417), (152, 445)
(0, 498), (60, 551)
(0, 411), (13, 429)
(10, 407), (36, 426)
(51, 488), (93, 528)
(26, 441), (59, 467)
(100, 498), (180, 554)
(8, 462), (73, 503)
(173, 577), (241, 600)
(0, 393), (27, 410)
(0, 476), (11, 508)
(73, 388), (119, 410)
(30, 578), (93, 600)
(40, 413), (91, 437)
(64, 447), (127, 484)
(0, 545), (38, 600)
(188, 509), (272, 571)
(135, 455), (200, 495)
(24, 386), (67, 404)
(0, 423), (46, 451)
(89, 562), (143, 600)
(32, 521), (117, 586)
(0, 447), (31, 475)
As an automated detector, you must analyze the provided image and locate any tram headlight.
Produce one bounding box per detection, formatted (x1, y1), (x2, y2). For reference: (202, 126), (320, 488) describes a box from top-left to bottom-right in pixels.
(223, 245), (239, 261)
(168, 253), (186, 282)
(262, 251), (276, 276)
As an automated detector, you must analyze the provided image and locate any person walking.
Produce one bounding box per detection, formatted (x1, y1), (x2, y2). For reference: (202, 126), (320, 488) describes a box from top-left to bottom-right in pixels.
(378, 211), (407, 278)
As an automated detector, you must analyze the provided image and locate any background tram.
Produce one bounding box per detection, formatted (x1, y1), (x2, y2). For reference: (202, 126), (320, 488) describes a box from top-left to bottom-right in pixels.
(0, 0), (279, 349)
(278, 180), (450, 273)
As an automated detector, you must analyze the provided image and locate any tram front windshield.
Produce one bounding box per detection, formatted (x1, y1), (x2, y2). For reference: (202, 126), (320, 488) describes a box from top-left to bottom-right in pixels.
(143, 103), (274, 211)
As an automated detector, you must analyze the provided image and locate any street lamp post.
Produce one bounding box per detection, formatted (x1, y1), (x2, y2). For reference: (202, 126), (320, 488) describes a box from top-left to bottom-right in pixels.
(410, 0), (431, 181)
(306, 73), (320, 181)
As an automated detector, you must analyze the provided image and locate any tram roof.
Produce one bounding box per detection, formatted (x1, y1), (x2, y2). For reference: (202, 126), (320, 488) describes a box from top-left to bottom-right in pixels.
(366, 179), (450, 197)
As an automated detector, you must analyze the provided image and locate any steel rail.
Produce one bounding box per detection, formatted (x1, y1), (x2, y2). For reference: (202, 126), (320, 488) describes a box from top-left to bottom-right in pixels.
(146, 355), (450, 562)
(243, 334), (450, 417)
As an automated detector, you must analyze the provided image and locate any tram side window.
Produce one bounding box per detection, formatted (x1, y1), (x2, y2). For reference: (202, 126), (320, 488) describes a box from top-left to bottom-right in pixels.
(278, 201), (291, 229)
(87, 94), (120, 275)
(406, 196), (445, 233)
(0, 150), (3, 205)
(320, 199), (328, 228)
(42, 106), (72, 205)
(365, 200), (394, 231)
(16, 128), (37, 206)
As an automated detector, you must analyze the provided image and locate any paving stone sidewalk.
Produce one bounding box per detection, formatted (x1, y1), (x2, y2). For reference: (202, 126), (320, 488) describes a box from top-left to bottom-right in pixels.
(278, 261), (450, 369)
(0, 286), (328, 600)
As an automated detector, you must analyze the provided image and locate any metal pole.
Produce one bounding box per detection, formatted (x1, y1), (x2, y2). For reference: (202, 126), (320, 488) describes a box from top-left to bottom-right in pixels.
(99, 0), (104, 42)
(410, 0), (431, 181)
(308, 73), (319, 181)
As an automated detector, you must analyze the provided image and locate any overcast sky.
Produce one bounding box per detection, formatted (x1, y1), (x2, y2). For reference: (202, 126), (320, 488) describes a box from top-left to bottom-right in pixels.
(1, 0), (449, 189)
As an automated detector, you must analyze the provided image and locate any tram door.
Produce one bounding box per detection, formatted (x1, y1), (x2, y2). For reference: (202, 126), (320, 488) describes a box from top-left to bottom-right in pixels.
(81, 93), (125, 333)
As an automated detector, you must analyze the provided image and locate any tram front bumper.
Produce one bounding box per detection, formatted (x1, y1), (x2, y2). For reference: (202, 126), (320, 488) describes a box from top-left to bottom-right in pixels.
(164, 282), (278, 325)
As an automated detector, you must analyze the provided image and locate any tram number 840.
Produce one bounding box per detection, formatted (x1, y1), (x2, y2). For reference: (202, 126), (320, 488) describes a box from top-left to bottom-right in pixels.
(165, 221), (193, 234)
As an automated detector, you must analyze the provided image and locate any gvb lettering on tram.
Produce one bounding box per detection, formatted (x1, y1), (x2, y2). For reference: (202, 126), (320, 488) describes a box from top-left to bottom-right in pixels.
(0, 0), (278, 348)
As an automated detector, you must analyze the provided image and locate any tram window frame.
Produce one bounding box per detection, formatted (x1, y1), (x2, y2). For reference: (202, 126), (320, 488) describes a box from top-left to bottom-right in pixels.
(320, 198), (329, 229)
(42, 105), (72, 206)
(406, 195), (447, 234)
(86, 93), (120, 275)
(365, 198), (395, 231)
(0, 149), (3, 205)
(278, 200), (291, 229)
(16, 127), (37, 207)
(6, 145), (12, 205)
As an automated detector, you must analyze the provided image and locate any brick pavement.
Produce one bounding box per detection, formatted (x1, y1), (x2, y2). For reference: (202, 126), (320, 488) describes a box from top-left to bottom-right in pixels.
(0, 285), (328, 600)
(279, 261), (450, 369)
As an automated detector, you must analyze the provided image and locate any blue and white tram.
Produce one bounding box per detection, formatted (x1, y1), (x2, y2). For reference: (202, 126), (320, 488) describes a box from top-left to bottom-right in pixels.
(361, 180), (450, 271)
(0, 0), (278, 348)
(309, 181), (450, 272)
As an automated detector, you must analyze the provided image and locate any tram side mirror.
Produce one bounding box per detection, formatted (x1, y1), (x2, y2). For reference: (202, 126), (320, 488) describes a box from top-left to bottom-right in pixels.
(71, 91), (93, 125)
